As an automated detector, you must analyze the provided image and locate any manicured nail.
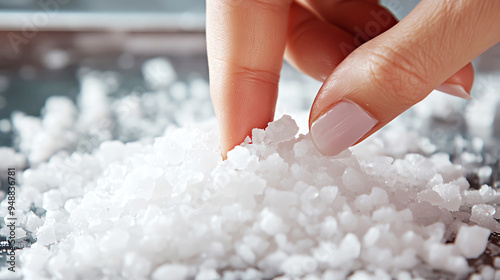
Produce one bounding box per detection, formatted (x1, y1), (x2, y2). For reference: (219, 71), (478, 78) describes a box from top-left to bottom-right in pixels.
(311, 100), (378, 156)
(436, 83), (472, 100)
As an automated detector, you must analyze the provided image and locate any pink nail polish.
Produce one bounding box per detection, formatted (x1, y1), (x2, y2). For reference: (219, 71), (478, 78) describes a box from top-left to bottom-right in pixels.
(436, 83), (472, 100)
(311, 100), (378, 156)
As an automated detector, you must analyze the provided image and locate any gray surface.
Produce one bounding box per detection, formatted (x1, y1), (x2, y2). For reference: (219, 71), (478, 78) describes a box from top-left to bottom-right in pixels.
(0, 0), (206, 13)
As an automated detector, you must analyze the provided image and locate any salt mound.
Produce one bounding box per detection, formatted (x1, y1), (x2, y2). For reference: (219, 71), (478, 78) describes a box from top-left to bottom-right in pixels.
(2, 55), (500, 279)
(1, 113), (498, 279)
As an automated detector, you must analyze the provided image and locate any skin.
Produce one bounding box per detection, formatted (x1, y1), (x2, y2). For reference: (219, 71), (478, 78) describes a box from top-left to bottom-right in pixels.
(207, 0), (500, 157)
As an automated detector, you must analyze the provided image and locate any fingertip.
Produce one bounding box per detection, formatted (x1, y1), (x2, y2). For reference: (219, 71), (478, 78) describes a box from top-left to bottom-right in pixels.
(442, 63), (474, 93)
(310, 100), (378, 156)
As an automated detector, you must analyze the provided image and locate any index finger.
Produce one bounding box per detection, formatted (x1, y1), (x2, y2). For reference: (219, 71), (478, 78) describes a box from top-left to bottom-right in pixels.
(206, 0), (293, 157)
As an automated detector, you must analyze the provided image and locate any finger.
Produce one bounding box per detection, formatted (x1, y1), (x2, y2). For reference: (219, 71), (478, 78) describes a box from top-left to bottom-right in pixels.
(300, 0), (398, 41)
(284, 2), (355, 81)
(308, 0), (500, 156)
(285, 1), (474, 91)
(207, 0), (293, 157)
(437, 63), (474, 99)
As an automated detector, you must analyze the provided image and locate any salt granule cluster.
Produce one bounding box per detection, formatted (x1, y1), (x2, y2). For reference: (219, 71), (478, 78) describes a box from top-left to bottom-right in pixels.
(1, 57), (500, 280)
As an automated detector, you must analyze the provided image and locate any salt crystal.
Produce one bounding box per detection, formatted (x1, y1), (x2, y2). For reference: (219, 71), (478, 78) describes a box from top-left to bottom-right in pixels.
(355, 187), (389, 212)
(293, 139), (311, 157)
(170, 81), (188, 101)
(47, 251), (75, 280)
(319, 186), (338, 204)
(470, 204), (498, 230)
(19, 243), (50, 272)
(479, 184), (497, 203)
(43, 49), (70, 70)
(227, 146), (253, 170)
(25, 211), (44, 232)
(263, 189), (298, 208)
(242, 268), (262, 280)
(464, 190), (483, 205)
(363, 226), (381, 247)
(481, 265), (495, 280)
(418, 188), (443, 207)
(340, 233), (361, 259)
(469, 274), (482, 280)
(251, 128), (266, 144)
(322, 270), (348, 280)
(275, 234), (287, 248)
(259, 208), (287, 235)
(35, 218), (57, 245)
(342, 167), (368, 194)
(142, 58), (177, 89)
(258, 250), (288, 276)
(348, 271), (372, 280)
(478, 166), (493, 184)
(472, 137), (484, 153)
(424, 223), (446, 242)
(99, 229), (130, 253)
(303, 275), (320, 280)
(432, 183), (462, 211)
(301, 186), (319, 201)
(154, 138), (186, 165)
(264, 115), (298, 144)
(455, 225), (490, 258)
(280, 254), (318, 276)
(189, 78), (210, 100)
(152, 264), (189, 280)
(395, 271), (412, 280)
(236, 243), (256, 264)
(42, 189), (64, 210)
(123, 252), (152, 278)
(195, 269), (221, 280)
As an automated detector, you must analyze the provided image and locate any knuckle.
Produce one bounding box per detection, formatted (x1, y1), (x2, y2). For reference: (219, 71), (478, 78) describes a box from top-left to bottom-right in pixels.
(222, 0), (291, 11)
(208, 56), (280, 87)
(235, 67), (280, 87)
(365, 46), (428, 107)
(288, 16), (317, 47)
(250, 0), (292, 11)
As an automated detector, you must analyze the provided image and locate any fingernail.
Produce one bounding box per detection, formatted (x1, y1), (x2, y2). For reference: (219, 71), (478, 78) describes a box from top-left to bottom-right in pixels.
(311, 100), (378, 156)
(436, 83), (472, 100)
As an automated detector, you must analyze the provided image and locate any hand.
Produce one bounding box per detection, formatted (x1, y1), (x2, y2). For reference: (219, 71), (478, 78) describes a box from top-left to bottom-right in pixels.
(207, 0), (500, 157)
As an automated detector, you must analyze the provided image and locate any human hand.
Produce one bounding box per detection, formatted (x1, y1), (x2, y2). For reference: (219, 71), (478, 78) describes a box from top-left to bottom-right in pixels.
(207, 0), (500, 157)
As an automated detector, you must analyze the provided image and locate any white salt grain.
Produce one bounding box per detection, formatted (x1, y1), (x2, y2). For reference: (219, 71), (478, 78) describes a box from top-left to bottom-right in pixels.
(363, 226), (381, 247)
(319, 186), (338, 204)
(35, 218), (57, 246)
(342, 167), (368, 194)
(236, 243), (256, 264)
(123, 252), (152, 278)
(455, 225), (490, 258)
(42, 189), (64, 210)
(195, 269), (221, 280)
(152, 264), (189, 280)
(259, 208), (287, 235)
(25, 211), (43, 232)
(432, 183), (462, 211)
(142, 57), (177, 89)
(481, 265), (495, 280)
(280, 254), (318, 276)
